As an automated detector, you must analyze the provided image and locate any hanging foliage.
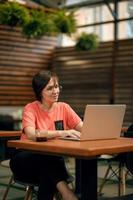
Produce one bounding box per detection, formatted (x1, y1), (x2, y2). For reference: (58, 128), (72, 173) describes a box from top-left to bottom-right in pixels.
(75, 32), (99, 51)
(0, 2), (30, 26)
(52, 10), (77, 35)
(23, 10), (58, 38)
(0, 2), (77, 39)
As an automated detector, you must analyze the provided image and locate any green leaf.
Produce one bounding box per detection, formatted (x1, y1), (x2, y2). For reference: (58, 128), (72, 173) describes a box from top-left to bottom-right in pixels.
(75, 32), (99, 51)
(0, 2), (30, 27)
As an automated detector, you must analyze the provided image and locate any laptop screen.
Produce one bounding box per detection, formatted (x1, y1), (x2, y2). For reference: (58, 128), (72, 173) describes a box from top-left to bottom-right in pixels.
(81, 104), (126, 140)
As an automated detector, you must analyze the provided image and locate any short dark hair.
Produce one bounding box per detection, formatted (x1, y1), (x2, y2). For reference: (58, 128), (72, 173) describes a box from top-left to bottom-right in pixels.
(32, 70), (58, 101)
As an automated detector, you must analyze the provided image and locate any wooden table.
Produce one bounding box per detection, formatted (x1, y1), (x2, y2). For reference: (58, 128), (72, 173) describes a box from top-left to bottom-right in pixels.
(0, 131), (21, 138)
(8, 137), (133, 200)
(0, 131), (21, 161)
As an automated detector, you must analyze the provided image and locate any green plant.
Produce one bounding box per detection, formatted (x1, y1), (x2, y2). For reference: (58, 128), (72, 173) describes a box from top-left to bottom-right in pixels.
(23, 10), (58, 38)
(75, 32), (99, 51)
(0, 2), (77, 39)
(52, 10), (77, 35)
(0, 2), (30, 26)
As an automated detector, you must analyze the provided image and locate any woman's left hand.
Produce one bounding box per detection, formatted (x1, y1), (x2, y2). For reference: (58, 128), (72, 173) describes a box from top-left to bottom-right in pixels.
(68, 129), (81, 138)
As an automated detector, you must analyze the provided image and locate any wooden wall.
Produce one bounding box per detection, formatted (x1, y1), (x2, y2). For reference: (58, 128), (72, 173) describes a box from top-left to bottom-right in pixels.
(0, 25), (57, 106)
(0, 26), (132, 126)
(115, 40), (133, 126)
(53, 39), (133, 126)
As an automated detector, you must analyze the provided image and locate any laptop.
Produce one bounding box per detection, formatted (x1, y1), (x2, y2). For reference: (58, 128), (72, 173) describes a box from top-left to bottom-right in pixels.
(60, 104), (126, 141)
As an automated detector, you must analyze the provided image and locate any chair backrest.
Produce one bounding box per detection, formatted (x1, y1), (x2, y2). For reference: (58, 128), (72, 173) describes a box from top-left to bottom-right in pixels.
(124, 124), (133, 138)
(124, 124), (133, 175)
(0, 115), (14, 130)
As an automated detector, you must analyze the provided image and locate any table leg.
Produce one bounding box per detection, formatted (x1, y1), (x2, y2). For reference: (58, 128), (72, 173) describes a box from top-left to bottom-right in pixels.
(75, 158), (97, 200)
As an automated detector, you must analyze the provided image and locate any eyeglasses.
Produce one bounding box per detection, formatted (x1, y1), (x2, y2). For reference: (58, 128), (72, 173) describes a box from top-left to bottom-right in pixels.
(44, 84), (62, 92)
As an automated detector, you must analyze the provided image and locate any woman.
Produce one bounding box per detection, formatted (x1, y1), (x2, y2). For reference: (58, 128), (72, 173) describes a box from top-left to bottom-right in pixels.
(10, 70), (83, 200)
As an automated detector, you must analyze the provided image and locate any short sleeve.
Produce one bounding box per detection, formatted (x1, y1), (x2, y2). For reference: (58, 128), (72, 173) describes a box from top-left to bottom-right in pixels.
(22, 105), (36, 129)
(65, 104), (82, 129)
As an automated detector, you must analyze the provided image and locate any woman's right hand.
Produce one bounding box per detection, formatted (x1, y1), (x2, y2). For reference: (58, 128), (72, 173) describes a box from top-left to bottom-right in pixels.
(59, 129), (81, 139)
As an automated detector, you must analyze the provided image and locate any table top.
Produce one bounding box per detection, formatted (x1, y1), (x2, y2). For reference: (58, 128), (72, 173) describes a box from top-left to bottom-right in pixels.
(0, 131), (21, 137)
(8, 137), (133, 159)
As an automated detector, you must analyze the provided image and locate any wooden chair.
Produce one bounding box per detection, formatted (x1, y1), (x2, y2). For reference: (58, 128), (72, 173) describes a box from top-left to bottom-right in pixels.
(98, 124), (133, 197)
(0, 160), (36, 200)
(98, 153), (128, 196)
(1, 158), (74, 200)
(2, 173), (65, 200)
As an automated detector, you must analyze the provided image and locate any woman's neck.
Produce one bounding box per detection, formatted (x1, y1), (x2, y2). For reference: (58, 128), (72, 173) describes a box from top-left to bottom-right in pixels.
(41, 101), (56, 111)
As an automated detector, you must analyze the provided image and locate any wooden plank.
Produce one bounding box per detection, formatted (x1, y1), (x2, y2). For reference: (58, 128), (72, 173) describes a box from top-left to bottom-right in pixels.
(0, 25), (56, 106)
(53, 39), (133, 126)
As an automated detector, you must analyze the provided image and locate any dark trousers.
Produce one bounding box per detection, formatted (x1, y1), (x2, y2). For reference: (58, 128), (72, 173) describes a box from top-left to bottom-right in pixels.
(10, 151), (69, 200)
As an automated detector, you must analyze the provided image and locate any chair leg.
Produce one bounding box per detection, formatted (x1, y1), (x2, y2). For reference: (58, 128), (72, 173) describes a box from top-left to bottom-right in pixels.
(99, 160), (127, 197)
(24, 186), (33, 200)
(118, 162), (126, 196)
(98, 164), (111, 195)
(2, 174), (14, 200)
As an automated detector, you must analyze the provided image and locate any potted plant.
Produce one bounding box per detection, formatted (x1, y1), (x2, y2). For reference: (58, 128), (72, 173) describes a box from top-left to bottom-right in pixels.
(0, 2), (77, 39)
(0, 2), (30, 27)
(23, 10), (58, 39)
(75, 32), (99, 51)
(52, 9), (77, 36)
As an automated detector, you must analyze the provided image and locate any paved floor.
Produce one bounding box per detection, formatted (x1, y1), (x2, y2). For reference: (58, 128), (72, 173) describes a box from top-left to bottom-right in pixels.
(0, 158), (132, 200)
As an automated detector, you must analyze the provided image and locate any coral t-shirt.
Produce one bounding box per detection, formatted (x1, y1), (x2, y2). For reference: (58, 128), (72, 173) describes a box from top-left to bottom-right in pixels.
(21, 101), (81, 140)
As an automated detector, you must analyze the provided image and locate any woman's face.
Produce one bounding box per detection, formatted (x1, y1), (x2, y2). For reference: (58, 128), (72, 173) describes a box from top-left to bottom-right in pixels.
(41, 77), (60, 104)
